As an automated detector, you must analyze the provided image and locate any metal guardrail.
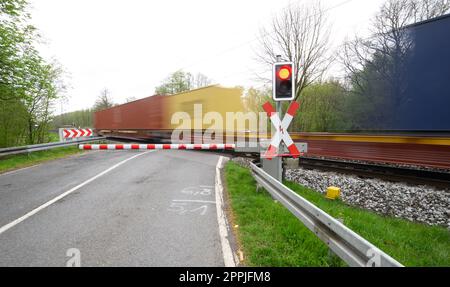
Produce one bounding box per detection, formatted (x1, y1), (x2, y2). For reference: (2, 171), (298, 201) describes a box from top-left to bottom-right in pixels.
(0, 137), (105, 157)
(250, 161), (404, 267)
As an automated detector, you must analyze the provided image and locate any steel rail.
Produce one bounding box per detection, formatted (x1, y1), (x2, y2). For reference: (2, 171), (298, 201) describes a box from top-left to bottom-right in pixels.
(0, 137), (105, 157)
(250, 161), (404, 267)
(297, 157), (450, 188)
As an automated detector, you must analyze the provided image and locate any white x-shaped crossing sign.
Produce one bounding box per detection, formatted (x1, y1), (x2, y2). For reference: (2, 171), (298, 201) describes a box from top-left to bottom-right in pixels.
(262, 101), (301, 160)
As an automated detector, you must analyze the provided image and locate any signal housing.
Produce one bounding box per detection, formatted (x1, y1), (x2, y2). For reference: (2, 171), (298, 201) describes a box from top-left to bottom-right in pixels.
(273, 62), (295, 101)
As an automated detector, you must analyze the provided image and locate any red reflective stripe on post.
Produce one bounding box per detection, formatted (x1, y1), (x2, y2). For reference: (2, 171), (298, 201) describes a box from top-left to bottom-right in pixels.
(209, 144), (217, 150)
(131, 144), (139, 149)
(287, 101), (300, 117)
(263, 102), (276, 117)
(163, 144), (171, 150)
(194, 144), (202, 150)
(147, 144), (155, 149)
(287, 144), (300, 159)
(179, 144), (186, 150)
(100, 145), (108, 150)
(116, 144), (124, 150)
(83, 144), (92, 150)
(264, 145), (277, 160)
(224, 144), (232, 150)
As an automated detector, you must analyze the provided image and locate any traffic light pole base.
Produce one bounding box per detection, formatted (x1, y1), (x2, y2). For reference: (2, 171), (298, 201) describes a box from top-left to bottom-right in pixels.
(261, 157), (283, 182)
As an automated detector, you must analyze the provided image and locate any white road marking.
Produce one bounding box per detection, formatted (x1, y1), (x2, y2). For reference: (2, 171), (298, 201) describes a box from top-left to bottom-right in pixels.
(215, 156), (237, 267)
(167, 202), (209, 216)
(0, 151), (154, 236)
(181, 185), (214, 196)
(172, 199), (216, 204)
(190, 205), (208, 216)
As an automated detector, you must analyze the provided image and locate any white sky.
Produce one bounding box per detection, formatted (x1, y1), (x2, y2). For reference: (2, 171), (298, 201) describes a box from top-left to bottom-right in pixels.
(28, 0), (386, 113)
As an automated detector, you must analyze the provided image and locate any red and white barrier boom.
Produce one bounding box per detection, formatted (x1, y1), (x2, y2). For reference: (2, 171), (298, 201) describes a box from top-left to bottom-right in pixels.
(79, 144), (235, 150)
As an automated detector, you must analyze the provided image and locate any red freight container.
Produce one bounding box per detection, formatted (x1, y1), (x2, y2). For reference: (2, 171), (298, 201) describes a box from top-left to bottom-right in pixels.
(94, 95), (167, 130)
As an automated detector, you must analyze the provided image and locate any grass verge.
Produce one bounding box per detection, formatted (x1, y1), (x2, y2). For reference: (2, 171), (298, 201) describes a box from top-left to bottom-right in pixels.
(0, 146), (84, 174)
(224, 161), (450, 267)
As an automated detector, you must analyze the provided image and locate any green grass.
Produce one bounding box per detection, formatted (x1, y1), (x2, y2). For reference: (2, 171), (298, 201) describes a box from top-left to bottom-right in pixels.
(47, 132), (60, 143)
(0, 146), (84, 174)
(224, 162), (450, 267)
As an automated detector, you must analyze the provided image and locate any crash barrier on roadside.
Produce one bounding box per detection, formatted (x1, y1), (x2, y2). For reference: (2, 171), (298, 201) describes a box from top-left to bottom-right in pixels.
(250, 161), (403, 267)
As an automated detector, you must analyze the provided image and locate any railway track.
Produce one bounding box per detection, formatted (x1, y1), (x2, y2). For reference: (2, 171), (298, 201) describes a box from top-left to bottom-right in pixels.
(102, 132), (450, 169)
(89, 136), (450, 187)
(289, 133), (450, 169)
(296, 157), (450, 189)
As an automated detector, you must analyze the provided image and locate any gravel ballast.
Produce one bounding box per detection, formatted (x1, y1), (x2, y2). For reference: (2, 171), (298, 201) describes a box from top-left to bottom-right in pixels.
(231, 157), (450, 227)
(285, 167), (449, 227)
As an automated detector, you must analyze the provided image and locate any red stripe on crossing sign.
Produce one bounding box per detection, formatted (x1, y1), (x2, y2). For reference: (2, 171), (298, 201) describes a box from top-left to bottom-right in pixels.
(287, 101), (300, 117)
(263, 102), (276, 117)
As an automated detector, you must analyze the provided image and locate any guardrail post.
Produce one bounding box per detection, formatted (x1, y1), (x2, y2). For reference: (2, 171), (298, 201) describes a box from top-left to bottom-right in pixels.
(58, 128), (65, 142)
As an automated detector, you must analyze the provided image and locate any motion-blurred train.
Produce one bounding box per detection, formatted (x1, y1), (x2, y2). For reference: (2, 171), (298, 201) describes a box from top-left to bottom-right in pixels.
(94, 14), (450, 168)
(95, 85), (248, 142)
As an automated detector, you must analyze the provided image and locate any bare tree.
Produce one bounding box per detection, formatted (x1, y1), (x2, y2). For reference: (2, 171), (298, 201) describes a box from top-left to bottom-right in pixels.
(193, 73), (212, 89)
(342, 0), (450, 92)
(255, 1), (332, 100)
(94, 88), (114, 111)
(411, 0), (450, 21)
(340, 0), (450, 129)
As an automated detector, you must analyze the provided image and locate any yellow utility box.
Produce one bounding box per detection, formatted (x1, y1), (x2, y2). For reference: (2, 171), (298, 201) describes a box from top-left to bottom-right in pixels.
(326, 186), (341, 200)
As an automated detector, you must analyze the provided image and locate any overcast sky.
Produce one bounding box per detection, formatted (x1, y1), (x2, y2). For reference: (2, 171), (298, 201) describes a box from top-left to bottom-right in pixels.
(28, 0), (386, 113)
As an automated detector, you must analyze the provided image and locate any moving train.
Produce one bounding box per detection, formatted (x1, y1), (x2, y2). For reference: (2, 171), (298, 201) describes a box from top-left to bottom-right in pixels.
(94, 14), (450, 169)
(95, 85), (248, 142)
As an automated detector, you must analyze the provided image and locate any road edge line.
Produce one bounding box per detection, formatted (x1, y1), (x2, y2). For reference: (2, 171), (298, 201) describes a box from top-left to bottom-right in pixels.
(0, 151), (154, 236)
(215, 156), (237, 267)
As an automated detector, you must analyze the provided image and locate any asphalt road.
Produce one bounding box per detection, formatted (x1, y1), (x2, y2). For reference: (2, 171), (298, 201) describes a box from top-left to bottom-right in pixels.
(0, 150), (226, 266)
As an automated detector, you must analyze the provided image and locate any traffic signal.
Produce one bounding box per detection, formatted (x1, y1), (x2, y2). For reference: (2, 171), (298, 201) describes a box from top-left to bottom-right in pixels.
(273, 62), (295, 101)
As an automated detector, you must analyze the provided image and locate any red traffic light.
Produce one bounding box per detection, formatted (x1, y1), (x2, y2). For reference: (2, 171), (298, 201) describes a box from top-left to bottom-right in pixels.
(273, 62), (295, 101)
(278, 65), (292, 80)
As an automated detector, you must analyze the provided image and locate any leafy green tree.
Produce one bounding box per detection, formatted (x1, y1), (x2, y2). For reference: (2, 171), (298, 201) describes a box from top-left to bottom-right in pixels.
(51, 109), (94, 129)
(155, 70), (212, 95)
(244, 86), (272, 113)
(0, 0), (26, 15)
(294, 81), (348, 132)
(155, 70), (193, 95)
(0, 0), (65, 146)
